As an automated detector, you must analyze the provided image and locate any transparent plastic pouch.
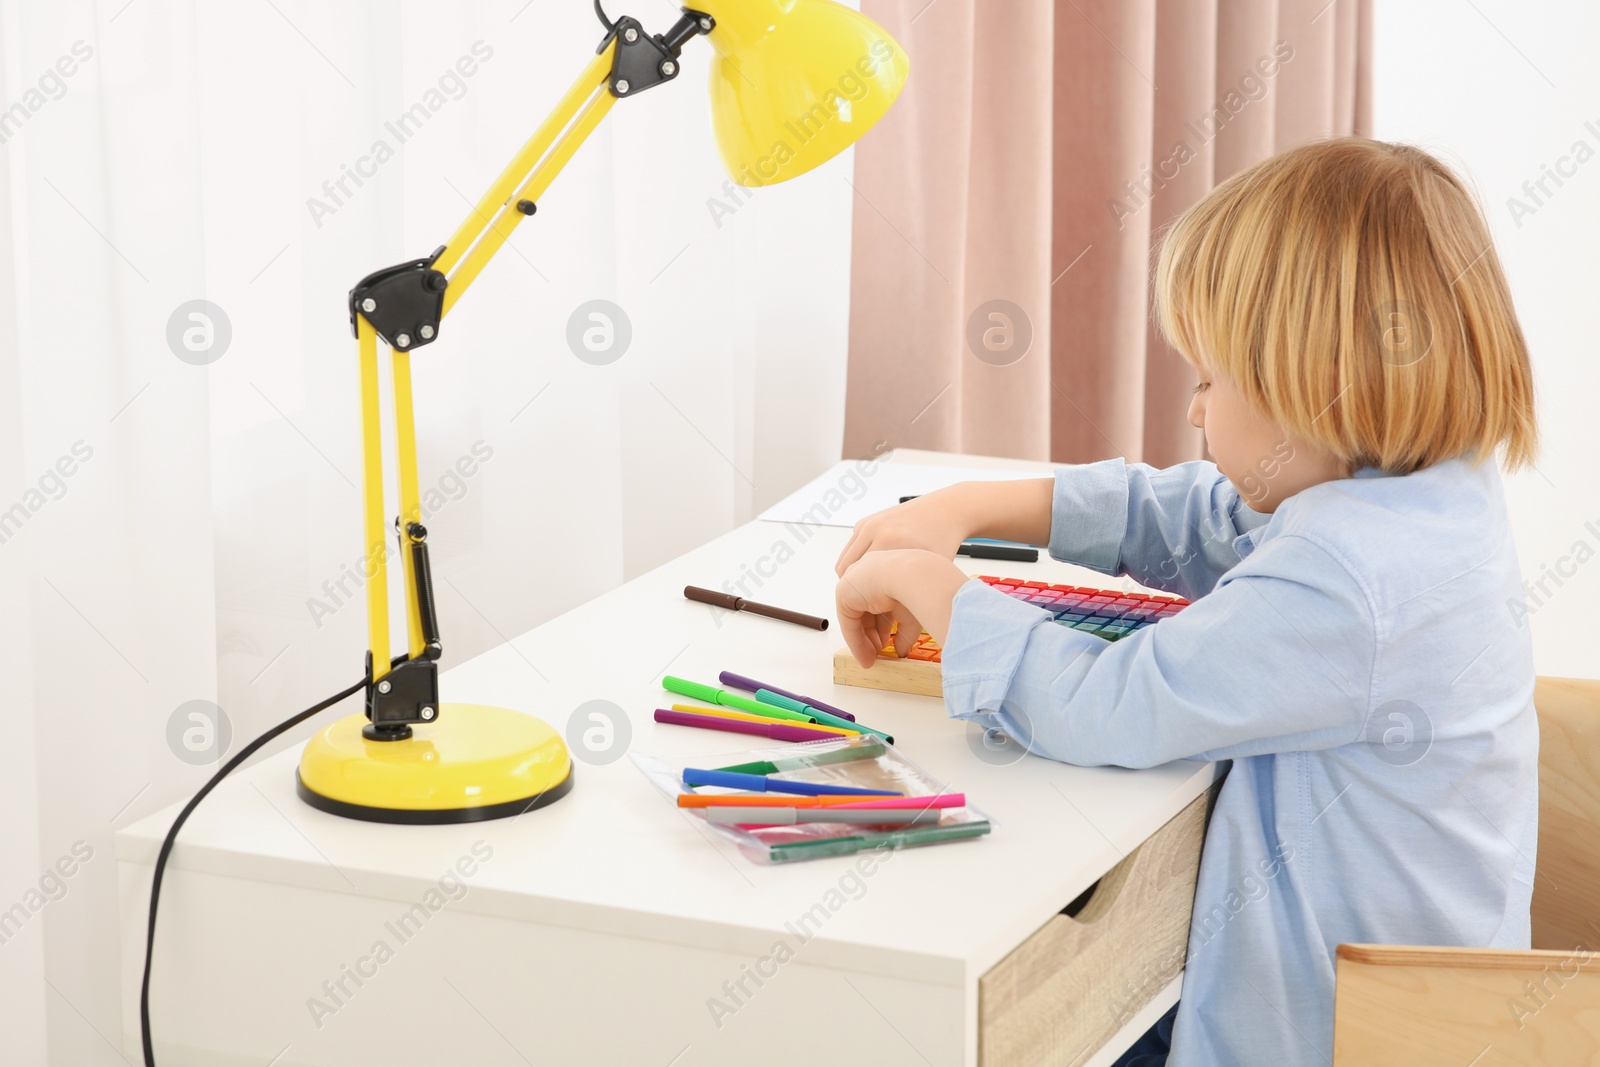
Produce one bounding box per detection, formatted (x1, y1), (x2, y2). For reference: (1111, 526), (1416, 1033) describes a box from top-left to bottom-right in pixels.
(631, 733), (992, 864)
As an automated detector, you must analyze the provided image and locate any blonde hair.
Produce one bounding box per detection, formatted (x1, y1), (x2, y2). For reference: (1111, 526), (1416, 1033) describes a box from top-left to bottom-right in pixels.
(1155, 137), (1537, 473)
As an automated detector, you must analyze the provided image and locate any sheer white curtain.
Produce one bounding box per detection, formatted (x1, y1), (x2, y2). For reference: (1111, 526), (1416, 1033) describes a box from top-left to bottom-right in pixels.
(0, 1), (854, 1061)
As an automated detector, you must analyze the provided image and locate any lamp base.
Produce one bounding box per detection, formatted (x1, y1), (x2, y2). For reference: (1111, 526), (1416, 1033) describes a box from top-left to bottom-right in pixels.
(296, 703), (574, 824)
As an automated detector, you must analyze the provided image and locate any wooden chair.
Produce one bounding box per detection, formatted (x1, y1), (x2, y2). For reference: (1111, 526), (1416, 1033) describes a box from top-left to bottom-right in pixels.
(1333, 676), (1600, 1065)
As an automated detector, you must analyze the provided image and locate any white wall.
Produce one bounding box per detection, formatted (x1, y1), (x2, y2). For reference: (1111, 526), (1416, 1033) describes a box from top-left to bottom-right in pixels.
(0, 2), (856, 1063)
(1372, 0), (1599, 678)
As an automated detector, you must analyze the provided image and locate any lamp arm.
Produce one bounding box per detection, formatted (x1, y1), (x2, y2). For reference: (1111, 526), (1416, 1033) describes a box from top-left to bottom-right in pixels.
(347, 9), (713, 739)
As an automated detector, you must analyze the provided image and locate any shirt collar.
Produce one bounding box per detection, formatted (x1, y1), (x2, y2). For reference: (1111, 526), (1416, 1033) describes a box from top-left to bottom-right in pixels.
(1233, 526), (1269, 558)
(1232, 466), (1392, 558)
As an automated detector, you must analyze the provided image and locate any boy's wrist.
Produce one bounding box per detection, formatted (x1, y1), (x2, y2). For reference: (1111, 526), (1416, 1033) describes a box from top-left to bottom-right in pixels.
(900, 551), (973, 647)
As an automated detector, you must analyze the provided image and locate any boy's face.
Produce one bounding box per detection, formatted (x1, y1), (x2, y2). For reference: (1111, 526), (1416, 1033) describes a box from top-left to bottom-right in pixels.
(1187, 370), (1349, 512)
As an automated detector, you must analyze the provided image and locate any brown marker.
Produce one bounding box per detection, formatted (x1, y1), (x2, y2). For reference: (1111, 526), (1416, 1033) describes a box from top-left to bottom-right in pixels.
(683, 586), (829, 630)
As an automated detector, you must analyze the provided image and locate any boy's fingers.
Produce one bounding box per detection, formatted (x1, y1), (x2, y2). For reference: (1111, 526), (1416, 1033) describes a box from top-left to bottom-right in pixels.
(835, 576), (880, 668)
(844, 615), (880, 669)
(836, 529), (877, 576)
(892, 612), (918, 658)
(835, 529), (862, 576)
(864, 619), (885, 660)
(876, 613), (898, 652)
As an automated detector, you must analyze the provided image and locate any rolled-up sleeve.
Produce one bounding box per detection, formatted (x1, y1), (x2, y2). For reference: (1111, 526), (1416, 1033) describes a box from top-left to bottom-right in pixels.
(1049, 459), (1272, 601)
(1047, 458), (1129, 572)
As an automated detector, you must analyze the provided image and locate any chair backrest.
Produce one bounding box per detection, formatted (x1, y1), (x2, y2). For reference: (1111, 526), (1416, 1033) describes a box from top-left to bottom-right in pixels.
(1532, 675), (1600, 951)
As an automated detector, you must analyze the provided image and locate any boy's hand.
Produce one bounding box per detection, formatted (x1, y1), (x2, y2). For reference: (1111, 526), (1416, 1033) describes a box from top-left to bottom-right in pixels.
(835, 486), (974, 577)
(834, 478), (1056, 577)
(836, 549), (972, 669)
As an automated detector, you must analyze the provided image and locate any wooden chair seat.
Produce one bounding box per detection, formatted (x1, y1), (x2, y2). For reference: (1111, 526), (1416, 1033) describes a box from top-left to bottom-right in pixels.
(1333, 676), (1600, 1065)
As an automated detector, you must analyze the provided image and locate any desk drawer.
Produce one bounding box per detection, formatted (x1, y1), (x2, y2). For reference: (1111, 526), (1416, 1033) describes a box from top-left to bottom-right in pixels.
(979, 786), (1218, 1066)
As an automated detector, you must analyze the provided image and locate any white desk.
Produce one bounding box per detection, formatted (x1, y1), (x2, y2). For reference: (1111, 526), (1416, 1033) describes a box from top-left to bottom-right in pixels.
(117, 451), (1217, 1066)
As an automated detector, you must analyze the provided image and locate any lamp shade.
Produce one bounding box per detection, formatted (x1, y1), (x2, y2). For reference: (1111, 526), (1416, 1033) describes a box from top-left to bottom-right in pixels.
(698, 0), (909, 186)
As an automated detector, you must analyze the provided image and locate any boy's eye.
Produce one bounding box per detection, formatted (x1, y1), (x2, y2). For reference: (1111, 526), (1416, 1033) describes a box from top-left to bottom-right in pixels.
(1193, 382), (1210, 394)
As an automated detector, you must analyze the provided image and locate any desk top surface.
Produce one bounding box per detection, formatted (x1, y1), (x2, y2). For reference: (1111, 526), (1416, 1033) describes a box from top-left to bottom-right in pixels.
(118, 451), (1216, 987)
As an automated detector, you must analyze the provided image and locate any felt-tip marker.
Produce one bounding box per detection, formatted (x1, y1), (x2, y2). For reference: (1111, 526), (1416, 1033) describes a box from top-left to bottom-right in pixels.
(681, 767), (899, 796)
(705, 807), (938, 827)
(654, 708), (845, 743)
(715, 742), (886, 776)
(756, 689), (892, 744)
(717, 671), (856, 721)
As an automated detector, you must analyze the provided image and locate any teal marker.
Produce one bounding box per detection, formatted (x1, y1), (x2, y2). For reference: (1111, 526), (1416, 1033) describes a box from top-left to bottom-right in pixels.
(756, 689), (894, 745)
(769, 820), (991, 861)
(661, 676), (818, 726)
(715, 741), (887, 777)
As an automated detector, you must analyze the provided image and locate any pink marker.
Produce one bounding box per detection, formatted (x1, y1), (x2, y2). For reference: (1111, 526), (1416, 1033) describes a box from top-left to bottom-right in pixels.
(836, 793), (966, 810)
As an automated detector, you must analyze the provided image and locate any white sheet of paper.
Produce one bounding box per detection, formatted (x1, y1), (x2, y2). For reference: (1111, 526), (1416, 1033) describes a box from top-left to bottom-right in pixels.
(758, 460), (1047, 529)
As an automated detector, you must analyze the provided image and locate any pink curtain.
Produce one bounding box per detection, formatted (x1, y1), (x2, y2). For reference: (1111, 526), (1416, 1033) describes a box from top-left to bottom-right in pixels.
(844, 0), (1373, 468)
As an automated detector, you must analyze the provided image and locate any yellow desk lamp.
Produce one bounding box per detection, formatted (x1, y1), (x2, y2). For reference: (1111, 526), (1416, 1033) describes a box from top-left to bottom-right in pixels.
(295, 0), (909, 823)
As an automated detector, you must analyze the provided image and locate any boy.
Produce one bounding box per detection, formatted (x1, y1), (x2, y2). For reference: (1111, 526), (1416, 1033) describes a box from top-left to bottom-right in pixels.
(835, 138), (1539, 1065)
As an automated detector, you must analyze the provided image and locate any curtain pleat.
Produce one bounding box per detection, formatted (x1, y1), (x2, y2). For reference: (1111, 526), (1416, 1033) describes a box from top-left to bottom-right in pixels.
(843, 0), (1056, 460)
(1050, 0), (1158, 464)
(847, 0), (1373, 468)
(1143, 0), (1219, 465)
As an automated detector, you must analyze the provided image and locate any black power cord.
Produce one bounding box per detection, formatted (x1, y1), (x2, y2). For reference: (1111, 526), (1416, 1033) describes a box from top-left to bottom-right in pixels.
(140, 677), (366, 1067)
(593, 0), (614, 31)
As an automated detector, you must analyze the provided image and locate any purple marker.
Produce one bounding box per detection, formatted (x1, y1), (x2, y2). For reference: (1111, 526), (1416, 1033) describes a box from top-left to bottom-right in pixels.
(718, 671), (857, 722)
(653, 708), (845, 744)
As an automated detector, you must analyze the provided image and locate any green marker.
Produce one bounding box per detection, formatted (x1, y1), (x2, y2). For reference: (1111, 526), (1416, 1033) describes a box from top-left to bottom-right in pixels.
(716, 741), (888, 777)
(661, 676), (816, 725)
(769, 820), (991, 861)
(756, 689), (894, 745)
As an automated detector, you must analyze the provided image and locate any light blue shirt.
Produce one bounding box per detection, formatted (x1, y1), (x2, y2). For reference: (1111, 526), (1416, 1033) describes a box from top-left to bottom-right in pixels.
(941, 457), (1537, 1067)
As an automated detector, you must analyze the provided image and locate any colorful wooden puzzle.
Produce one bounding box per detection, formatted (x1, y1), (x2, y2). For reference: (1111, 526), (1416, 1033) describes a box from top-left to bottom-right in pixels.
(832, 575), (1190, 696)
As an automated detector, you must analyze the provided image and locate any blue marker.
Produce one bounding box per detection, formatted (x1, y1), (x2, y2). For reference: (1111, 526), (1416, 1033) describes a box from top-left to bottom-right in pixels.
(681, 768), (901, 797)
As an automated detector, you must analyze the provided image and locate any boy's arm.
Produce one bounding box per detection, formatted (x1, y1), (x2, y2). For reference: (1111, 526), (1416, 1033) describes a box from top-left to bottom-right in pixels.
(1050, 459), (1270, 600)
(940, 533), (1377, 768)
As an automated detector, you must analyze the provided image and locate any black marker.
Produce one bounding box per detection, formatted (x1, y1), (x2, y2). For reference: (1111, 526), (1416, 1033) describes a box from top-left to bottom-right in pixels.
(957, 542), (1039, 563)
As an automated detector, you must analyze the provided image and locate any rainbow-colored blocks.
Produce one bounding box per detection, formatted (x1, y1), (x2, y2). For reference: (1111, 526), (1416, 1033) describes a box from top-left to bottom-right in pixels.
(833, 575), (1189, 696)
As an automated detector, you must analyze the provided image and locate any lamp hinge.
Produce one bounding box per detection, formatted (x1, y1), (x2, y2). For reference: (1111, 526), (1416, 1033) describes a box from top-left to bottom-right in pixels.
(364, 651), (438, 741)
(597, 10), (713, 98)
(348, 245), (449, 351)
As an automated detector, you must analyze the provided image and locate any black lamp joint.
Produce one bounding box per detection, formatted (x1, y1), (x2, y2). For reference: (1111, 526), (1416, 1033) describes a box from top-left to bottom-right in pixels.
(348, 244), (449, 350)
(597, 11), (712, 98)
(364, 649), (439, 740)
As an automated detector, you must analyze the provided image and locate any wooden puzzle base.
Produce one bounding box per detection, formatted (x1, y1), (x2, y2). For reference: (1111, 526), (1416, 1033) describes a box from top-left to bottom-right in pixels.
(832, 648), (943, 697)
